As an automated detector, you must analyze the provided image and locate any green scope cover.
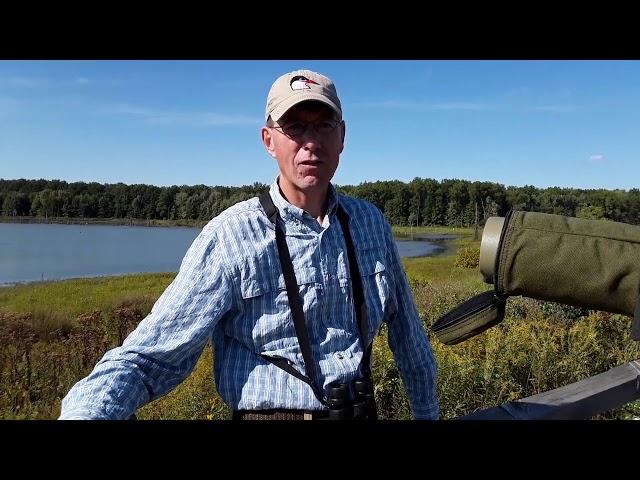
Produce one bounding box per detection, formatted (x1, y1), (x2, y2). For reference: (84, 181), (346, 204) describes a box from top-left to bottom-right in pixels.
(433, 211), (640, 345)
(498, 211), (640, 315)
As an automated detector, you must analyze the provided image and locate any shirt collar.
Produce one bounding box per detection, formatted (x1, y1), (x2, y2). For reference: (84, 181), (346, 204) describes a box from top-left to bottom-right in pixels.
(269, 177), (338, 223)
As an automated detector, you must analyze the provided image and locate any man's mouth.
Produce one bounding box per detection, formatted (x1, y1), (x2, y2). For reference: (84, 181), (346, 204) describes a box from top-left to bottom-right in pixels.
(299, 159), (322, 167)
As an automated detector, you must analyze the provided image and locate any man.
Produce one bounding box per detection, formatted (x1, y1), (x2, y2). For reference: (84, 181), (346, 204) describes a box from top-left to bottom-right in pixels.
(60, 69), (439, 420)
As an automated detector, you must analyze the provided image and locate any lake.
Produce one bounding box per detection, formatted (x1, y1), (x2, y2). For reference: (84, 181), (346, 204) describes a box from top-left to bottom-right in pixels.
(0, 223), (445, 285)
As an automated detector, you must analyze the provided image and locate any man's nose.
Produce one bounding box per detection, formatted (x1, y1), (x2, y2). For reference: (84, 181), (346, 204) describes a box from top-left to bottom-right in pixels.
(300, 125), (322, 145)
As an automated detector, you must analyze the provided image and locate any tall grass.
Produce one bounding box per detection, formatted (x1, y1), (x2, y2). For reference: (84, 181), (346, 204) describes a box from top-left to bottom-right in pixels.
(0, 296), (153, 419)
(377, 241), (640, 419)
(137, 344), (230, 420)
(0, 273), (175, 317)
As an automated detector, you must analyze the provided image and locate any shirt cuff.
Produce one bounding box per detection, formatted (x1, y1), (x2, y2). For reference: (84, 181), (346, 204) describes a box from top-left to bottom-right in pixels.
(412, 405), (440, 420)
(58, 408), (112, 420)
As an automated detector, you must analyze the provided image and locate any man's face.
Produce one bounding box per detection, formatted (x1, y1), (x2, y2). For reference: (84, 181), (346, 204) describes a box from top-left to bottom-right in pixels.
(262, 102), (345, 196)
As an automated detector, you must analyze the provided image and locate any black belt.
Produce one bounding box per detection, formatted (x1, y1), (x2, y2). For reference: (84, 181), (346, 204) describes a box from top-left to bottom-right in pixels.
(232, 408), (330, 421)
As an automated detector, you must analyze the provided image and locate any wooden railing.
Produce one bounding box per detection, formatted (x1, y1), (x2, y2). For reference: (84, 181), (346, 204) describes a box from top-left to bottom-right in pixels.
(458, 359), (640, 420)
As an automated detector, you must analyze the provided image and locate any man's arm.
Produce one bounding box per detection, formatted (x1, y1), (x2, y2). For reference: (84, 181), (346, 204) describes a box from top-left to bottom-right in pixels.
(59, 223), (234, 419)
(384, 227), (439, 420)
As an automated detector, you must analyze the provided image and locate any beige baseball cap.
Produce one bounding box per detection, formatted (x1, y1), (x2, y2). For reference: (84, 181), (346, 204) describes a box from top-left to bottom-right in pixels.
(265, 69), (342, 122)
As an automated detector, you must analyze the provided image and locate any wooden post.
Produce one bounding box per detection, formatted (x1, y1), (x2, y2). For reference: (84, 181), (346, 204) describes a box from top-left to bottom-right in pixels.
(457, 359), (640, 420)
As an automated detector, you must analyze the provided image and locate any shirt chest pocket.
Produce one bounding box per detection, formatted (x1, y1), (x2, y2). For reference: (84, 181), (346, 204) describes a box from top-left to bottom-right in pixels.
(235, 267), (320, 353)
(337, 245), (391, 342)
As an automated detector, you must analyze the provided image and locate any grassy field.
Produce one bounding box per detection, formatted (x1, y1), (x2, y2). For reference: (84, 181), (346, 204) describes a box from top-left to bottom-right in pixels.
(0, 273), (175, 318)
(1, 226), (639, 420)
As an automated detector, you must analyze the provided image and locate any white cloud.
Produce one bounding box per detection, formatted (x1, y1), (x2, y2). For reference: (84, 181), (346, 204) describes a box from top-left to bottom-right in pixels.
(103, 103), (261, 127)
(0, 97), (22, 117)
(198, 113), (262, 127)
(530, 105), (574, 113)
(0, 76), (47, 88)
(148, 112), (261, 127)
(105, 103), (154, 116)
(504, 87), (530, 98)
(431, 102), (496, 111)
(589, 154), (605, 162)
(0, 97), (21, 107)
(353, 99), (575, 113)
(352, 100), (496, 111)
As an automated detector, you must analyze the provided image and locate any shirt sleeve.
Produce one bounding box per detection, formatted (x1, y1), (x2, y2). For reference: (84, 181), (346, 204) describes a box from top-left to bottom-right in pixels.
(383, 227), (439, 420)
(59, 223), (234, 420)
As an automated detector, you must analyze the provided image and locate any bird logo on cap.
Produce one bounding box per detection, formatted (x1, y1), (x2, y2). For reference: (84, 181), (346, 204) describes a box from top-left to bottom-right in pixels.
(290, 76), (319, 91)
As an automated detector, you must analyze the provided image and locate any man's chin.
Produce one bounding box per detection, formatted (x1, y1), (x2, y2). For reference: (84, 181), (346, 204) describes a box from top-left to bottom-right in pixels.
(298, 175), (328, 190)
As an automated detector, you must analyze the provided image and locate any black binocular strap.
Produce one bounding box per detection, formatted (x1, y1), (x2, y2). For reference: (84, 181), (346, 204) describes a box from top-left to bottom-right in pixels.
(258, 192), (324, 403)
(258, 191), (373, 404)
(335, 207), (372, 379)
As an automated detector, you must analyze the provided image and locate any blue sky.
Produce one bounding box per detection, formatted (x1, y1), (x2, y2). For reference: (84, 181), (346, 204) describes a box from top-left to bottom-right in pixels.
(1, 60), (639, 190)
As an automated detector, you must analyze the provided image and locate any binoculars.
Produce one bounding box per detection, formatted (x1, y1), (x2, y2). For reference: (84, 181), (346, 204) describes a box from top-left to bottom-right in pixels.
(433, 210), (640, 345)
(325, 377), (378, 420)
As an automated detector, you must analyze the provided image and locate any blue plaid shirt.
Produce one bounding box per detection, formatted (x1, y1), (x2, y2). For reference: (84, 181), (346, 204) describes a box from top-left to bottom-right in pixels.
(60, 179), (439, 419)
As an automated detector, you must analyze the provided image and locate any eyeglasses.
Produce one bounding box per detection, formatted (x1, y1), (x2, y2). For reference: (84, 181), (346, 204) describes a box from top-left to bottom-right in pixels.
(270, 119), (341, 138)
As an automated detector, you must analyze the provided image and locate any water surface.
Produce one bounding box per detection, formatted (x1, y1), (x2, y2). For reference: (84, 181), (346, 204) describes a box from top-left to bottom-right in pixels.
(0, 223), (445, 285)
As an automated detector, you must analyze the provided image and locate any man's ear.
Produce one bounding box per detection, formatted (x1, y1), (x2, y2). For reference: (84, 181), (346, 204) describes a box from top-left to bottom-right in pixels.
(261, 127), (277, 158)
(339, 120), (346, 154)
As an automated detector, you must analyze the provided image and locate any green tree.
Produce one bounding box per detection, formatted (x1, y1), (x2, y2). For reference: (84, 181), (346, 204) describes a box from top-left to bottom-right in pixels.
(576, 205), (605, 220)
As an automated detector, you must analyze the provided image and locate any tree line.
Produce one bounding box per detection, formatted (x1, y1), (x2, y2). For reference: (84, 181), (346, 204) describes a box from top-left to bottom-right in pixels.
(1, 177), (639, 226)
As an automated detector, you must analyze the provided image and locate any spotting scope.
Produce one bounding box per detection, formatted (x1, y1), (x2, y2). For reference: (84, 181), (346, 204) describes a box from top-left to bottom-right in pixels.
(432, 211), (640, 345)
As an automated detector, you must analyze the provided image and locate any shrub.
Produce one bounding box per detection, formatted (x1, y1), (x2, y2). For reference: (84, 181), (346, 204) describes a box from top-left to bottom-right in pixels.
(453, 246), (480, 269)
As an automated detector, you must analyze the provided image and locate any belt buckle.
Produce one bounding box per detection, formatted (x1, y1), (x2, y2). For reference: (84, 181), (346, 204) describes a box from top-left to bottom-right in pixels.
(303, 411), (313, 420)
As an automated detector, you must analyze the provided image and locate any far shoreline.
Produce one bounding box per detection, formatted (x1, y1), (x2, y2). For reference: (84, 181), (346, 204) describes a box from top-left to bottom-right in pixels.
(0, 216), (207, 229)
(0, 271), (176, 289)
(0, 217), (466, 240)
